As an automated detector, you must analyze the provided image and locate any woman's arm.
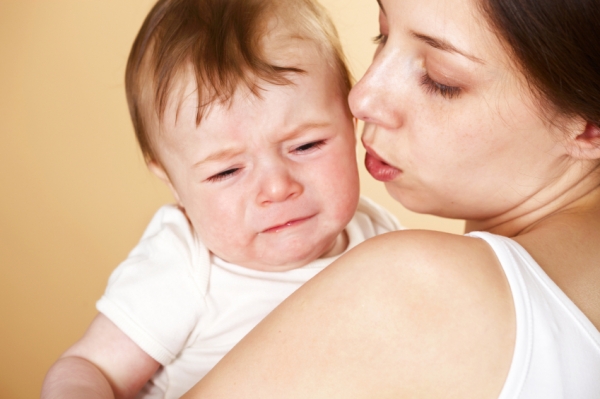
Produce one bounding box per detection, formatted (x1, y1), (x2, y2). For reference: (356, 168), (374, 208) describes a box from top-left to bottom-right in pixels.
(41, 314), (160, 399)
(183, 231), (515, 399)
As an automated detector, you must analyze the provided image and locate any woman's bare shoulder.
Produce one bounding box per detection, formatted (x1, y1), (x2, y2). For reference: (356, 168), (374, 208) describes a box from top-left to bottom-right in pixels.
(186, 230), (516, 399)
(316, 229), (516, 397)
(338, 229), (505, 287)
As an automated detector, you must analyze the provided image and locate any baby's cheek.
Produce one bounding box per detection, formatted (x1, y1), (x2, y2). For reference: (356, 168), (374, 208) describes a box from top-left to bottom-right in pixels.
(197, 225), (249, 264)
(332, 184), (360, 226)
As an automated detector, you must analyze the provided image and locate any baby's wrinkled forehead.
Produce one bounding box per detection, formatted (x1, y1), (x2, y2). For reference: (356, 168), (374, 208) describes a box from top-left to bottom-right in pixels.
(126, 0), (351, 165)
(161, 36), (333, 128)
(155, 50), (349, 164)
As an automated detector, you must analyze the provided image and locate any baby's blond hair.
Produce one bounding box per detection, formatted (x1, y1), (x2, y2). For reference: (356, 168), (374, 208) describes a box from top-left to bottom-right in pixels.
(125, 0), (352, 164)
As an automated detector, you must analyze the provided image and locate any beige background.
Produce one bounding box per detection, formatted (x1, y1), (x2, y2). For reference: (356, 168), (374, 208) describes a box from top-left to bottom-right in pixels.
(0, 1), (463, 397)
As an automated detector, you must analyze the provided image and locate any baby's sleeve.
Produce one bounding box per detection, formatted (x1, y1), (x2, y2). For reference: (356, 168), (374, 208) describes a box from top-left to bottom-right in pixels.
(96, 205), (211, 365)
(356, 195), (404, 235)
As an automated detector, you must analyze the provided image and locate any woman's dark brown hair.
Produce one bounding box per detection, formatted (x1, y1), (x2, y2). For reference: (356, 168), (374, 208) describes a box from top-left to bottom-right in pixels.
(480, 0), (600, 126)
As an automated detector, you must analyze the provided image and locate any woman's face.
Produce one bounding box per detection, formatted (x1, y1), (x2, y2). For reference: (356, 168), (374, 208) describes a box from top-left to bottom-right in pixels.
(349, 0), (570, 226)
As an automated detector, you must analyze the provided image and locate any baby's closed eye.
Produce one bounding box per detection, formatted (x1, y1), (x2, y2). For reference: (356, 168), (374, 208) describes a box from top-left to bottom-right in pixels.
(292, 140), (326, 154)
(206, 167), (242, 182)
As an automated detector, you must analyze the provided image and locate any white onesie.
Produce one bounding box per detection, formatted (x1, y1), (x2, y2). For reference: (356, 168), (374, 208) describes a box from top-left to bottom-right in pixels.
(97, 196), (401, 398)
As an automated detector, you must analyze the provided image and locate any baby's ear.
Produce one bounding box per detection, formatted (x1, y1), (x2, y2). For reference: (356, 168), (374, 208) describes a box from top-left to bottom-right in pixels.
(565, 121), (600, 160)
(147, 161), (182, 205)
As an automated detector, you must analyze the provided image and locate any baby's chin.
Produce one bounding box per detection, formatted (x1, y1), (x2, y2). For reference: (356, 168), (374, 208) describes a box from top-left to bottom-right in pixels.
(218, 234), (348, 272)
(319, 230), (349, 259)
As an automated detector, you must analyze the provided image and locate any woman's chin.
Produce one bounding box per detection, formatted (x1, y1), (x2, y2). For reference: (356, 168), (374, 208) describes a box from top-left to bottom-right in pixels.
(385, 186), (446, 216)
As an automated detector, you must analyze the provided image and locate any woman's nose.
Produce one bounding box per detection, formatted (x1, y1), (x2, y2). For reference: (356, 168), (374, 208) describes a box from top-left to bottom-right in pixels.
(256, 163), (303, 205)
(349, 50), (403, 129)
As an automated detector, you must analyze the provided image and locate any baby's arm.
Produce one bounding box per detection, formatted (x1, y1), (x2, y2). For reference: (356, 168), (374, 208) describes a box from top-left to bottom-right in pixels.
(41, 313), (160, 399)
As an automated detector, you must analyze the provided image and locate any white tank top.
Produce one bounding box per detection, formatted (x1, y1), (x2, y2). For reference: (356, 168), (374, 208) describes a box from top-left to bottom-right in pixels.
(468, 232), (600, 398)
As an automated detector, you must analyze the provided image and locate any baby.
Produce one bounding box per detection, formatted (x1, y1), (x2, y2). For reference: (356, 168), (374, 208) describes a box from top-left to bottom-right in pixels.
(42, 0), (401, 397)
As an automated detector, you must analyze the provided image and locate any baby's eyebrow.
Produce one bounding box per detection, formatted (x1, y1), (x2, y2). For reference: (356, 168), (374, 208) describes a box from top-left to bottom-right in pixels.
(193, 121), (331, 167)
(193, 147), (244, 167)
(411, 31), (484, 64)
(280, 122), (332, 141)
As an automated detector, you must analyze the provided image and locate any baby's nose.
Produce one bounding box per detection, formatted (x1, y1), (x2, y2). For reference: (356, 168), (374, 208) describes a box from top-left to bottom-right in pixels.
(256, 165), (303, 205)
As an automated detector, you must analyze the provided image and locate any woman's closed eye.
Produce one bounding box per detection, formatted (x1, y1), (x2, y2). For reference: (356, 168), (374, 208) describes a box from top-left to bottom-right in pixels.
(420, 73), (461, 99)
(206, 167), (241, 182)
(292, 140), (326, 154)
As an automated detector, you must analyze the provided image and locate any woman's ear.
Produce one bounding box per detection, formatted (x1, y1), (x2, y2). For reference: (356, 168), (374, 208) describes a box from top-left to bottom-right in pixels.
(147, 161), (182, 205)
(565, 122), (600, 160)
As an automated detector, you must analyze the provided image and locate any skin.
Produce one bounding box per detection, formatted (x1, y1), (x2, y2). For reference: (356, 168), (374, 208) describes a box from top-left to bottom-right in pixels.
(356, 0), (591, 233)
(149, 41), (359, 272)
(181, 0), (600, 397)
(41, 38), (359, 399)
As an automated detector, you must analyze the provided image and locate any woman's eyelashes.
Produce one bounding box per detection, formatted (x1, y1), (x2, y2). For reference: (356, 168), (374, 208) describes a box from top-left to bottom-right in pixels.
(373, 33), (387, 45)
(420, 73), (461, 99)
(206, 167), (241, 183)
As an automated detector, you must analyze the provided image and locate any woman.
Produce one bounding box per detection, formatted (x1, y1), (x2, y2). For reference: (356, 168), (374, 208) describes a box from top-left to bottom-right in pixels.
(183, 0), (600, 396)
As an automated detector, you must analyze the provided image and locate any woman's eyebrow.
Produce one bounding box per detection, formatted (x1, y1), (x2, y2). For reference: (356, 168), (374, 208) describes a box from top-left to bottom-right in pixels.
(411, 31), (484, 64)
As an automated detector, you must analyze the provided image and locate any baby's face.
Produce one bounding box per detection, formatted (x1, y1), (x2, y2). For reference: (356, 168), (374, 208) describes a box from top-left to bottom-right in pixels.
(153, 48), (359, 271)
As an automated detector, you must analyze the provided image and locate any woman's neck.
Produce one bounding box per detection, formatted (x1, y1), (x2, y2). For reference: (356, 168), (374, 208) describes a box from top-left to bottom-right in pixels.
(465, 165), (600, 237)
(510, 181), (600, 331)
